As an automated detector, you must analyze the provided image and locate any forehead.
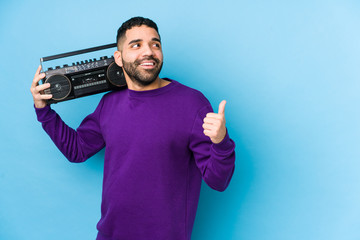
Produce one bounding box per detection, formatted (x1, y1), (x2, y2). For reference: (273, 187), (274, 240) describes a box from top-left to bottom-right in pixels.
(124, 25), (160, 42)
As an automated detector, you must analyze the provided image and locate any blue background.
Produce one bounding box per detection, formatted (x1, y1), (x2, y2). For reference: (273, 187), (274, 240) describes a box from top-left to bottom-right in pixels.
(1, 0), (360, 239)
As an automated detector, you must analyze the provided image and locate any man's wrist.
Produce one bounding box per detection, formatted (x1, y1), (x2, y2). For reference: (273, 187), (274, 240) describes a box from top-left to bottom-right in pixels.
(34, 101), (47, 109)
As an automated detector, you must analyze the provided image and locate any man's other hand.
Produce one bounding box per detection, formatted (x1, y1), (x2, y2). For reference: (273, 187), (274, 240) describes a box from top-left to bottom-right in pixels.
(202, 100), (227, 144)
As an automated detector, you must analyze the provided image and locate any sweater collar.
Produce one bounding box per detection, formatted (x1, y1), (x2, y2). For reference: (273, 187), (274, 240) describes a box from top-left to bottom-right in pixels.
(127, 78), (178, 98)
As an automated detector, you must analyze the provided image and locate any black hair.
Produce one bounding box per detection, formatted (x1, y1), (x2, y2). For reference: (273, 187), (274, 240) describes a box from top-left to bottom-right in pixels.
(116, 17), (160, 49)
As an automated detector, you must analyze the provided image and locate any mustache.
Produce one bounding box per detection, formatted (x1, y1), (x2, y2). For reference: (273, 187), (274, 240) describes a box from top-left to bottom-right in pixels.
(135, 56), (160, 65)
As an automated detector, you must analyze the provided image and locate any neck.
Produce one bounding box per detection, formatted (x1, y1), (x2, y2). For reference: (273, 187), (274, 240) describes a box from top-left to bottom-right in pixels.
(126, 77), (169, 91)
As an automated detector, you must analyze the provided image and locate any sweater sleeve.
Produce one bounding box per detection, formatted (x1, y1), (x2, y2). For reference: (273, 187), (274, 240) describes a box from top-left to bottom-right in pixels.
(34, 99), (106, 163)
(189, 104), (236, 192)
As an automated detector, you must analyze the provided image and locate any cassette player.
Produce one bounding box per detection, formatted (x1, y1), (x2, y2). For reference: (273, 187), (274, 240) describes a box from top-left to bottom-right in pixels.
(40, 43), (126, 104)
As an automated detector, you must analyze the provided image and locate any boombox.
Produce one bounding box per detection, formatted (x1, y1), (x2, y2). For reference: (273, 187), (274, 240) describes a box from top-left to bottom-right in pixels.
(40, 43), (126, 104)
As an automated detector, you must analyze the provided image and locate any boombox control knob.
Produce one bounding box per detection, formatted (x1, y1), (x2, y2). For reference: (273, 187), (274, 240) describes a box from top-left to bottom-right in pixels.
(55, 66), (60, 69)
(100, 56), (108, 60)
(55, 83), (62, 91)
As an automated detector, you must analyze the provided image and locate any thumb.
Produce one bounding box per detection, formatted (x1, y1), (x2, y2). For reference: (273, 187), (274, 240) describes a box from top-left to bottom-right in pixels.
(218, 100), (226, 115)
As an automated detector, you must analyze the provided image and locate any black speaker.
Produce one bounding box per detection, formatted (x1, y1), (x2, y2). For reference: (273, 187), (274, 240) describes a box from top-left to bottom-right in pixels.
(44, 75), (71, 101)
(107, 62), (126, 87)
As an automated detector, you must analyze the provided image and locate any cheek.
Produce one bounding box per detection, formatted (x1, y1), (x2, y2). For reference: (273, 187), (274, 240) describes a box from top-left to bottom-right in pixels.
(156, 51), (164, 61)
(121, 52), (138, 63)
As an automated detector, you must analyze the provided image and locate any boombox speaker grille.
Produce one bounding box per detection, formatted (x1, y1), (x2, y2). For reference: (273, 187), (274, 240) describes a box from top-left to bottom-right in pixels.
(107, 62), (126, 87)
(45, 75), (71, 101)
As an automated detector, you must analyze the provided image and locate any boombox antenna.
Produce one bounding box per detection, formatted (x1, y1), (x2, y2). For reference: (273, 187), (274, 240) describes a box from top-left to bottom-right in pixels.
(40, 43), (117, 62)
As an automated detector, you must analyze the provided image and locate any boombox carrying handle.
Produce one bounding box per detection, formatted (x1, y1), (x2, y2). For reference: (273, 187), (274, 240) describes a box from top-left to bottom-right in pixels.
(40, 43), (117, 62)
(39, 43), (117, 73)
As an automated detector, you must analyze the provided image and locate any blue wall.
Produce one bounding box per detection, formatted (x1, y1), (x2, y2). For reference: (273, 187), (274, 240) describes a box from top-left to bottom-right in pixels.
(1, 0), (360, 239)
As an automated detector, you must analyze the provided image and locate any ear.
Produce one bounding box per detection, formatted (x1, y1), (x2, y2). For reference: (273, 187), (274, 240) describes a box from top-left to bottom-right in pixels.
(114, 50), (123, 67)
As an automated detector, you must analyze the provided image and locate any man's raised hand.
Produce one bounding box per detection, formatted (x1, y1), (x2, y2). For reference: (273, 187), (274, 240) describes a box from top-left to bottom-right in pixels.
(202, 100), (227, 144)
(30, 65), (52, 108)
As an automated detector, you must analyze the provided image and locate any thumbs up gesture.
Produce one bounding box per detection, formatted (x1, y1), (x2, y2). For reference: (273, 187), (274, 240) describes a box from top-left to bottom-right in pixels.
(203, 100), (227, 144)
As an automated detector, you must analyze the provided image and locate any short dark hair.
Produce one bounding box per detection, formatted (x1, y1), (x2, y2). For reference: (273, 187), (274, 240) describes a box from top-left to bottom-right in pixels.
(116, 17), (160, 49)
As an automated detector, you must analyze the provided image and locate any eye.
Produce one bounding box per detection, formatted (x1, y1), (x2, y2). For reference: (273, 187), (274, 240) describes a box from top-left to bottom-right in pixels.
(153, 43), (161, 48)
(131, 43), (140, 48)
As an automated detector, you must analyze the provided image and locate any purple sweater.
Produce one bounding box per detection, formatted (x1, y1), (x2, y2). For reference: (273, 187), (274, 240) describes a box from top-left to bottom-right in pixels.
(35, 79), (235, 240)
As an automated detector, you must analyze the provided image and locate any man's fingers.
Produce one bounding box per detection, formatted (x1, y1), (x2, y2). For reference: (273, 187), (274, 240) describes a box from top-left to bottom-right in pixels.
(36, 83), (51, 92)
(31, 83), (50, 95)
(218, 100), (226, 115)
(32, 72), (45, 88)
(205, 112), (223, 119)
(34, 92), (52, 100)
(32, 65), (42, 84)
(202, 123), (214, 131)
(203, 117), (221, 125)
(35, 65), (42, 76)
(203, 128), (218, 140)
(203, 129), (214, 137)
(41, 94), (53, 99)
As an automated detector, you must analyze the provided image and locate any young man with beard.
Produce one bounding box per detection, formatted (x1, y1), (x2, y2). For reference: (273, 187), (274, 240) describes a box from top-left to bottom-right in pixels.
(30, 17), (235, 240)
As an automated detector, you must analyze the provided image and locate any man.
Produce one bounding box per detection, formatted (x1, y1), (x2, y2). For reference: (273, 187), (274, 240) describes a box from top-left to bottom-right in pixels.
(30, 17), (235, 240)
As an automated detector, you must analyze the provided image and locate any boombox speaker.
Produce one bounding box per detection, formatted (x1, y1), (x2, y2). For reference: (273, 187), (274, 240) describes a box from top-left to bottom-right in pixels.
(40, 43), (127, 104)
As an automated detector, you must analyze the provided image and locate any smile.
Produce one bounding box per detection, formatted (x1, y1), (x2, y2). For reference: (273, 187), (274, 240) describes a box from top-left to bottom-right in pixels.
(140, 62), (155, 66)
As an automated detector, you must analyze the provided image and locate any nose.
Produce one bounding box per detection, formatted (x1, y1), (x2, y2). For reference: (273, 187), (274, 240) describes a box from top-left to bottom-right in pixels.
(141, 43), (154, 57)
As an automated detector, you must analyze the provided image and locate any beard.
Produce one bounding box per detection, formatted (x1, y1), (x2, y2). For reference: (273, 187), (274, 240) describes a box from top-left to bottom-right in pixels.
(121, 56), (163, 87)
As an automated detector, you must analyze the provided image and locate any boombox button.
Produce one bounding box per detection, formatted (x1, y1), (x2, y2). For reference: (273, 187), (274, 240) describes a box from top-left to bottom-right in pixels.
(100, 56), (108, 60)
(47, 67), (53, 71)
(55, 66), (60, 69)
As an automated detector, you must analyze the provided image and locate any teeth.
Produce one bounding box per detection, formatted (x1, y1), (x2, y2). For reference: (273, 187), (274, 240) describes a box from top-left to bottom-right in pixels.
(141, 62), (154, 66)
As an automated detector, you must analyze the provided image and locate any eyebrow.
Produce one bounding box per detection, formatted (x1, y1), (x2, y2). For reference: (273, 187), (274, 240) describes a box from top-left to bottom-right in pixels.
(128, 38), (161, 45)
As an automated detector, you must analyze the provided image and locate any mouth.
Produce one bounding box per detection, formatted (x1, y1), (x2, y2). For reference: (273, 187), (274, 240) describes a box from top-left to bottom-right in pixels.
(139, 61), (156, 69)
